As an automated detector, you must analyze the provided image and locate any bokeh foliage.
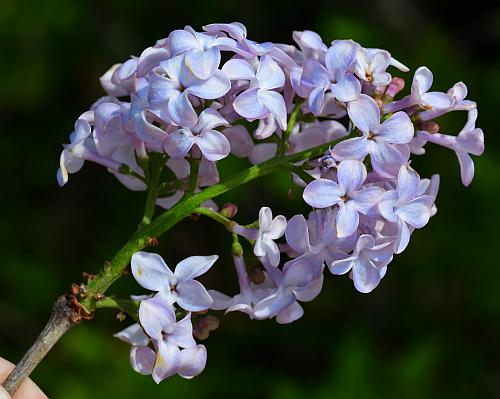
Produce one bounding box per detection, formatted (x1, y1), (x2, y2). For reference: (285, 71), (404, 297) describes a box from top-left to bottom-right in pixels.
(1, 0), (499, 398)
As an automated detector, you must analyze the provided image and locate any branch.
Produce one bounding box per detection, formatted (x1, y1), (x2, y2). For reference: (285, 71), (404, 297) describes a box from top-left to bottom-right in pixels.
(1, 296), (81, 395)
(2, 132), (348, 396)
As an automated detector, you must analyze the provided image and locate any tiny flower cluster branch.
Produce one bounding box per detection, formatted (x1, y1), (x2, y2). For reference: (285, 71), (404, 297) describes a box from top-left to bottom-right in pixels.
(49, 22), (485, 386)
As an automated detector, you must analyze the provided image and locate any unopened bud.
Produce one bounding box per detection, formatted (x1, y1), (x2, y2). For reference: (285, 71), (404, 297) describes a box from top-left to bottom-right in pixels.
(221, 203), (238, 218)
(384, 77), (405, 101)
(420, 120), (440, 134)
(249, 264), (265, 284)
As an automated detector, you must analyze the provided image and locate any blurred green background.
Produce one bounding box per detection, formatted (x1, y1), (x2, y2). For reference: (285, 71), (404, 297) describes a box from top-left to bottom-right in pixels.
(1, 0), (499, 398)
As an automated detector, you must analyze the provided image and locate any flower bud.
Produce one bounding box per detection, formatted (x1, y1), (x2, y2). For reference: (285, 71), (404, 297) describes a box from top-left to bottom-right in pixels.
(384, 77), (405, 101)
(221, 203), (238, 218)
(420, 120), (440, 134)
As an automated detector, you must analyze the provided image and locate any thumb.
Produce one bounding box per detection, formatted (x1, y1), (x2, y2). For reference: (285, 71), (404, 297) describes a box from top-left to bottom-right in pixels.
(0, 385), (11, 399)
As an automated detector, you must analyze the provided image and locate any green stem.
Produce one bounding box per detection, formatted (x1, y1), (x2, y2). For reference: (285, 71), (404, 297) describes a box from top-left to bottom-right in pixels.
(141, 154), (164, 227)
(81, 135), (346, 312)
(288, 164), (315, 184)
(192, 206), (235, 230)
(185, 157), (200, 198)
(278, 100), (303, 156)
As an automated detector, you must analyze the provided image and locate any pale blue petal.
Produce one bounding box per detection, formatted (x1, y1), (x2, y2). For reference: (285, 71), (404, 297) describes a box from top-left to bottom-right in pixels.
(336, 202), (359, 238)
(256, 55), (285, 90)
(257, 90), (287, 130)
(139, 297), (176, 340)
(131, 252), (173, 291)
(337, 159), (366, 193)
(175, 255), (218, 280)
(130, 346), (156, 375)
(152, 341), (181, 383)
(178, 345), (207, 379)
(163, 128), (196, 159)
(185, 47), (221, 80)
(196, 129), (231, 161)
(176, 280), (213, 312)
(221, 58), (255, 80)
(376, 111), (414, 144)
(325, 39), (357, 75)
(167, 91), (198, 127)
(331, 136), (369, 161)
(352, 257), (381, 293)
(330, 74), (361, 102)
(303, 179), (343, 208)
(187, 70), (231, 99)
(347, 94), (380, 134)
(233, 88), (268, 119)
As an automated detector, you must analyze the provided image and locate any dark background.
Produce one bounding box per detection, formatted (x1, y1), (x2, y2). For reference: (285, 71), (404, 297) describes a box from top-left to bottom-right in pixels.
(1, 0), (499, 398)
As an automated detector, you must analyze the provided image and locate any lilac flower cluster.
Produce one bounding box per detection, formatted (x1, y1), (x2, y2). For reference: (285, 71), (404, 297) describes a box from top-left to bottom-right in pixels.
(60, 22), (484, 383)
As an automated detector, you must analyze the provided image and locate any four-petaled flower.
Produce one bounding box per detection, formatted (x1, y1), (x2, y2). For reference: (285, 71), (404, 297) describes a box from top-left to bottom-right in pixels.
(254, 207), (287, 267)
(303, 160), (384, 237)
(131, 251), (217, 311)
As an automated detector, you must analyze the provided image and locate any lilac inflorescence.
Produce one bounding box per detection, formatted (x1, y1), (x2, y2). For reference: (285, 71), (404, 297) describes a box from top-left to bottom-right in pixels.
(60, 22), (484, 383)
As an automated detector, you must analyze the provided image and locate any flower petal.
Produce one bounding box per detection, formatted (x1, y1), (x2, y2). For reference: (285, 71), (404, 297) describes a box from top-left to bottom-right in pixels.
(188, 70), (231, 99)
(178, 345), (207, 379)
(164, 128), (196, 159)
(256, 55), (285, 90)
(196, 129), (231, 161)
(176, 280), (214, 312)
(168, 91), (198, 127)
(152, 341), (181, 383)
(336, 203), (359, 238)
(257, 90), (287, 130)
(130, 346), (156, 375)
(221, 58), (255, 80)
(352, 257), (381, 293)
(139, 296), (176, 340)
(233, 88), (269, 119)
(114, 323), (150, 346)
(331, 136), (369, 161)
(347, 94), (380, 134)
(325, 39), (357, 74)
(168, 313), (197, 348)
(303, 179), (343, 208)
(330, 74), (361, 102)
(376, 111), (414, 144)
(285, 214), (311, 253)
(131, 252), (173, 291)
(172, 255), (218, 283)
(337, 159), (367, 193)
(185, 47), (221, 80)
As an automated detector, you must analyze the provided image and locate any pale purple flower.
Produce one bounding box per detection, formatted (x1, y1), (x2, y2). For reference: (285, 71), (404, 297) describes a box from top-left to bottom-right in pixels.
(93, 102), (146, 191)
(222, 55), (287, 129)
(57, 111), (123, 187)
(303, 160), (384, 237)
(384, 66), (454, 113)
(378, 163), (435, 253)
(169, 27), (236, 80)
(136, 297), (207, 382)
(253, 258), (324, 323)
(131, 251), (217, 311)
(222, 125), (254, 157)
(149, 54), (230, 126)
(208, 255), (274, 318)
(164, 108), (231, 161)
(353, 48), (392, 86)
(417, 109), (484, 186)
(332, 94), (414, 177)
(285, 210), (356, 269)
(254, 207), (287, 266)
(300, 39), (361, 114)
(419, 81), (477, 121)
(330, 234), (393, 293)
